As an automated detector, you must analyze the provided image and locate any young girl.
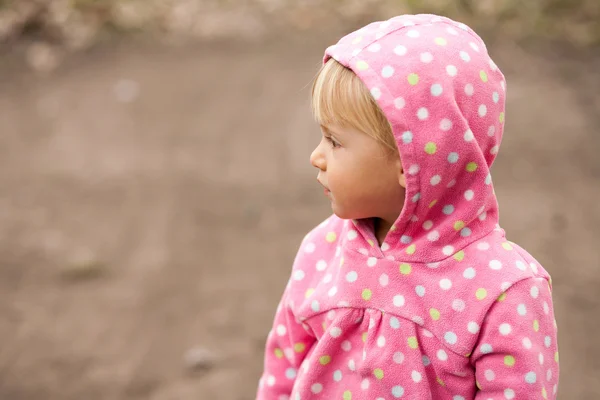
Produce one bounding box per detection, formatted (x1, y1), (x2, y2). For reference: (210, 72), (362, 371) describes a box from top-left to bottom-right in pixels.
(257, 14), (559, 400)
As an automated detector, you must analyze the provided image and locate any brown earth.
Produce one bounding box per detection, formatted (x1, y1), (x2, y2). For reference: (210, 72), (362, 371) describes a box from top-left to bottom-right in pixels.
(0, 34), (599, 399)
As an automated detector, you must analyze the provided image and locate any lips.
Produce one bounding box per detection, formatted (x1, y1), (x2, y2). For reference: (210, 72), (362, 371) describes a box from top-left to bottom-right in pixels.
(317, 179), (330, 195)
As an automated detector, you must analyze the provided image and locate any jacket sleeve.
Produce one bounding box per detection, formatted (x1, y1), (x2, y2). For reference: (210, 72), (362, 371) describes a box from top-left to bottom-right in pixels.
(256, 287), (316, 399)
(471, 277), (559, 399)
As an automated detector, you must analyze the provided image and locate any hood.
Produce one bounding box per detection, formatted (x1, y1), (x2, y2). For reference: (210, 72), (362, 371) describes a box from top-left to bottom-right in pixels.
(323, 14), (506, 263)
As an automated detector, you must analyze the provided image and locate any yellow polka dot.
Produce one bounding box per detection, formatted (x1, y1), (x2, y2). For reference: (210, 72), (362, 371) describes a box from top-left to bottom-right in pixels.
(367, 239), (375, 247)
(480, 70), (488, 82)
(320, 355), (331, 365)
(435, 37), (447, 46)
(429, 199), (438, 208)
(502, 242), (513, 250)
(356, 60), (369, 70)
(497, 293), (507, 302)
(408, 336), (418, 349)
(476, 288), (488, 300)
(499, 112), (505, 123)
(326, 232), (337, 243)
(406, 244), (416, 255)
(466, 162), (478, 172)
(343, 390), (352, 400)
(425, 142), (437, 154)
(408, 73), (420, 85)
(400, 263), (412, 275)
(294, 343), (306, 353)
(504, 355), (515, 367)
(305, 288), (314, 298)
(362, 332), (368, 343)
(274, 348), (284, 358)
(430, 308), (441, 321)
(542, 387), (548, 399)
(352, 36), (363, 44)
(362, 288), (372, 301)
(454, 250), (465, 261)
(555, 351), (559, 363)
(437, 376), (445, 386)
(374, 368), (384, 380)
(533, 320), (540, 332)
(390, 224), (397, 231)
(454, 220), (465, 231)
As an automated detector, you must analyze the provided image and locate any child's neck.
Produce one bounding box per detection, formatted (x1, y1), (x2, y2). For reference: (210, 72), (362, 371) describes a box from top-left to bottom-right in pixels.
(373, 217), (394, 246)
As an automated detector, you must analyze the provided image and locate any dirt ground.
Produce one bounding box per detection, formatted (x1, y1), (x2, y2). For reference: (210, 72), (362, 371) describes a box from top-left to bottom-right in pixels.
(0, 34), (599, 400)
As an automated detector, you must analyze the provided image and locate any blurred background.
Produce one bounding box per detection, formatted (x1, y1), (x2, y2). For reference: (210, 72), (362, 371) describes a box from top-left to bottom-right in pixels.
(0, 1), (598, 399)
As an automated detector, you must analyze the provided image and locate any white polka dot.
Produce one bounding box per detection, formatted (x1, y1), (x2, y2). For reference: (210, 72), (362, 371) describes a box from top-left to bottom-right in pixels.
(407, 29), (420, 38)
(430, 175), (442, 185)
(379, 273), (389, 287)
(417, 107), (429, 120)
(460, 51), (471, 62)
(440, 118), (453, 131)
(493, 91), (500, 103)
(530, 263), (539, 273)
(341, 340), (352, 351)
(408, 164), (420, 175)
(330, 327), (342, 338)
(454, 396), (466, 400)
(447, 180), (456, 188)
(371, 87), (382, 100)
(427, 230), (440, 242)
(393, 295), (405, 307)
(328, 286), (338, 297)
(463, 267), (476, 279)
(480, 343), (493, 354)
(393, 352), (404, 364)
(348, 359), (356, 371)
(367, 257), (377, 267)
(401, 235), (412, 244)
(489, 260), (502, 270)
(440, 278), (453, 290)
(412, 316), (424, 326)
(316, 260), (328, 271)
(443, 205), (455, 215)
(285, 367), (297, 379)
(293, 270), (305, 280)
(545, 336), (552, 348)
(478, 104), (488, 117)
(452, 299), (465, 312)
(394, 97), (405, 109)
(377, 336), (386, 347)
(394, 45), (407, 56)
(415, 285), (426, 297)
(525, 372), (537, 384)
(323, 273), (332, 283)
(411, 370), (422, 382)
(504, 388), (515, 399)
(522, 337), (532, 349)
(464, 129), (474, 141)
(442, 246), (454, 256)
(488, 126), (496, 136)
(412, 192), (421, 202)
(499, 323), (512, 335)
(468, 321), (480, 334)
(485, 173), (493, 185)
(469, 42), (480, 52)
(422, 220), (433, 230)
(446, 65), (458, 76)
(333, 370), (343, 381)
(392, 385), (404, 398)
(375, 32), (385, 39)
(484, 369), (495, 381)
(530, 286), (539, 298)
(420, 52), (434, 63)
(437, 349), (448, 361)
(427, 262), (440, 269)
(547, 369), (552, 381)
(490, 145), (499, 155)
(390, 317), (401, 329)
(444, 331), (458, 345)
(477, 242), (490, 250)
(465, 83), (474, 96)
(382, 65), (395, 78)
(361, 379), (370, 390)
(368, 43), (382, 52)
(347, 230), (358, 240)
(311, 300), (320, 312)
(543, 301), (550, 315)
(402, 131), (413, 144)
(346, 271), (358, 282)
(464, 190), (474, 201)
(517, 304), (527, 316)
(448, 152), (459, 163)
(447, 27), (459, 35)
(431, 83), (443, 96)
(311, 383), (323, 393)
(500, 282), (511, 291)
(305, 242), (316, 253)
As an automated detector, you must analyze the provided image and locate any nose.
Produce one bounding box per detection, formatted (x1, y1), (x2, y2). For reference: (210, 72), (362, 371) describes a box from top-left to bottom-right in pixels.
(310, 140), (326, 171)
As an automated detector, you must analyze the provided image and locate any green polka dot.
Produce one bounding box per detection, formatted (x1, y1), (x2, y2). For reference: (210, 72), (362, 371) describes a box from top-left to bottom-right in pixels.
(429, 199), (438, 208)
(294, 343), (305, 352)
(533, 320), (540, 332)
(305, 288), (314, 298)
(502, 242), (513, 250)
(454, 220), (465, 231)
(480, 70), (488, 82)
(352, 36), (363, 44)
(343, 390), (352, 400)
(406, 244), (416, 255)
(497, 293), (507, 302)
(476, 288), (487, 300)
(435, 37), (448, 46)
(408, 73), (420, 85)
(340, 257), (344, 266)
(454, 250), (465, 261)
(326, 232), (337, 243)
(400, 263), (412, 275)
(504, 355), (516, 367)
(437, 377), (445, 386)
(374, 368), (384, 380)
(274, 348), (283, 358)
(466, 162), (478, 172)
(320, 355), (331, 365)
(555, 351), (559, 363)
(362, 288), (372, 301)
(408, 336), (418, 349)
(425, 142), (437, 154)
(362, 332), (368, 342)
(356, 60), (369, 70)
(430, 308), (441, 321)
(542, 387), (548, 399)
(367, 239), (375, 247)
(499, 112), (505, 123)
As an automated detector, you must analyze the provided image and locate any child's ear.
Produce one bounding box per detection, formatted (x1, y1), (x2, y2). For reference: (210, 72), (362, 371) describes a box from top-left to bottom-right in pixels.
(396, 158), (406, 188)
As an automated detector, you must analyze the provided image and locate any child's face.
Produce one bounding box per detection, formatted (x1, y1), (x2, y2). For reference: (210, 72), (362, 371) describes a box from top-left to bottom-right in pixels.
(310, 124), (406, 223)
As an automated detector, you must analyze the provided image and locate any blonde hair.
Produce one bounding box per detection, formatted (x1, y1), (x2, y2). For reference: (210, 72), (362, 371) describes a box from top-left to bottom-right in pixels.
(311, 58), (397, 154)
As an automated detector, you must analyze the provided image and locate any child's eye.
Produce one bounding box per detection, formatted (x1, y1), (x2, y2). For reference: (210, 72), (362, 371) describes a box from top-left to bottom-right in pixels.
(326, 136), (341, 148)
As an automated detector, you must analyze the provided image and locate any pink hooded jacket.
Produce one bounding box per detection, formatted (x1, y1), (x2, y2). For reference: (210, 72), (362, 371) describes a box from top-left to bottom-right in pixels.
(257, 14), (559, 400)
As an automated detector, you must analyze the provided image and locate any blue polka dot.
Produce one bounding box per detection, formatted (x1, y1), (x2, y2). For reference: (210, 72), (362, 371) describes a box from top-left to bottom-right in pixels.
(448, 152), (459, 163)
(422, 355), (431, 366)
(402, 131), (413, 144)
(443, 205), (454, 215)
(390, 317), (401, 329)
(392, 385), (405, 398)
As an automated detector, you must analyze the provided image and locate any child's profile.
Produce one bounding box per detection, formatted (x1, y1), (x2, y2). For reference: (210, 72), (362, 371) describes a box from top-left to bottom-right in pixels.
(257, 13), (559, 400)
